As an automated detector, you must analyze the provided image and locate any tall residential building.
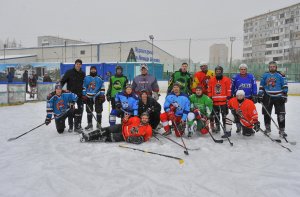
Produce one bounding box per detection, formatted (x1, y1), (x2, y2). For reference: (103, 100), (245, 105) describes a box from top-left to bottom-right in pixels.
(209, 44), (228, 66)
(243, 3), (300, 64)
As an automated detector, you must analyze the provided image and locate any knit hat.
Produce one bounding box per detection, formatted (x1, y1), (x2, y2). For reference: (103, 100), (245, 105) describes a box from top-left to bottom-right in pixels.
(55, 83), (62, 90)
(140, 63), (148, 70)
(125, 84), (132, 89)
(236, 90), (245, 97)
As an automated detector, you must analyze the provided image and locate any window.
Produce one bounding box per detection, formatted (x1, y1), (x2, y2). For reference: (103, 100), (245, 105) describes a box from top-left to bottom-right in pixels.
(280, 13), (285, 18)
(80, 50), (85, 55)
(266, 44), (272, 48)
(273, 43), (279, 47)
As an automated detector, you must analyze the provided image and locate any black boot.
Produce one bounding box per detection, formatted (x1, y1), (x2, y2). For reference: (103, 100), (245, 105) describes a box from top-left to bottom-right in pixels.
(80, 129), (104, 142)
(96, 113), (102, 129)
(236, 123), (242, 134)
(85, 113), (93, 130)
(221, 131), (231, 138)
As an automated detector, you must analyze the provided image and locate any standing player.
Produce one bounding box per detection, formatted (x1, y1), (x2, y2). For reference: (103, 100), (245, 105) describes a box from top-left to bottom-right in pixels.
(191, 63), (215, 95)
(106, 65), (128, 125)
(258, 61), (288, 137)
(82, 66), (105, 130)
(208, 66), (231, 133)
(132, 63), (160, 100)
(60, 59), (85, 133)
(231, 63), (257, 133)
(167, 63), (192, 95)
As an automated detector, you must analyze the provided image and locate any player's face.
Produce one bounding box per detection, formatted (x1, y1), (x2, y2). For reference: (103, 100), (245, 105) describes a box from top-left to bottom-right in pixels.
(90, 68), (96, 74)
(269, 64), (277, 72)
(141, 115), (149, 124)
(216, 70), (222, 75)
(240, 68), (247, 75)
(75, 62), (82, 71)
(126, 88), (132, 94)
(173, 86), (180, 94)
(196, 88), (203, 96)
(141, 93), (148, 101)
(237, 94), (244, 100)
(116, 69), (122, 75)
(181, 64), (188, 72)
(141, 68), (148, 75)
(200, 65), (207, 72)
(55, 88), (62, 95)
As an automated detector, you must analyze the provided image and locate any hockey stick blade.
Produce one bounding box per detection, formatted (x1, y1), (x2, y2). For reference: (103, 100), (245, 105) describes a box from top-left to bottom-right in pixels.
(119, 144), (184, 164)
(208, 131), (223, 143)
(283, 136), (296, 145)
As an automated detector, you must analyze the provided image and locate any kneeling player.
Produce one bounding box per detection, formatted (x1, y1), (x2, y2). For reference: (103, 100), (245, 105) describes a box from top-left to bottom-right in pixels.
(80, 112), (152, 144)
(225, 90), (260, 138)
(187, 86), (213, 137)
(45, 84), (78, 134)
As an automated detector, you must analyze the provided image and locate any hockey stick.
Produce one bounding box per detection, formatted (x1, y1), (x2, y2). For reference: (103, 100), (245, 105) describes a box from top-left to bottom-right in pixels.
(261, 103), (296, 145)
(8, 109), (70, 141)
(155, 132), (200, 151)
(208, 130), (224, 143)
(119, 144), (184, 164)
(212, 108), (233, 146)
(172, 120), (189, 155)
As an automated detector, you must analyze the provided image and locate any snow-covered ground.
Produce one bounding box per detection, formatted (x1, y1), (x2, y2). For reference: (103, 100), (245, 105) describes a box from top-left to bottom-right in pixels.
(1, 94), (300, 197)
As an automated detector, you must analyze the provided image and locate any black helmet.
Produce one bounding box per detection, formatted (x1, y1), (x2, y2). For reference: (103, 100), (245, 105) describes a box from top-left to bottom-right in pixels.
(116, 65), (123, 72)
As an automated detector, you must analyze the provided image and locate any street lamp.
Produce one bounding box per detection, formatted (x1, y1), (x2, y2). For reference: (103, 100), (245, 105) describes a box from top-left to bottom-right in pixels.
(53, 52), (59, 62)
(149, 35), (154, 75)
(229, 37), (236, 77)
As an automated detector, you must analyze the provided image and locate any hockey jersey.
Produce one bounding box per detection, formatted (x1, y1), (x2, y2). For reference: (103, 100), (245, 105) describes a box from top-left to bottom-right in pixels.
(132, 74), (159, 95)
(46, 92), (78, 119)
(231, 74), (257, 98)
(189, 94), (213, 116)
(191, 70), (215, 94)
(164, 92), (190, 121)
(107, 75), (128, 98)
(167, 69), (192, 95)
(228, 97), (258, 128)
(208, 76), (231, 106)
(115, 91), (139, 116)
(259, 71), (288, 97)
(122, 116), (152, 142)
(82, 75), (105, 98)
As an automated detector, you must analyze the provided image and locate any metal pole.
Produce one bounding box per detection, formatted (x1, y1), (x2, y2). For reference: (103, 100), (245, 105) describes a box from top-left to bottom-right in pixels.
(188, 38), (191, 71)
(64, 41), (67, 62)
(91, 44), (93, 62)
(229, 37), (236, 77)
(149, 35), (154, 75)
(4, 44), (6, 64)
(119, 42), (122, 62)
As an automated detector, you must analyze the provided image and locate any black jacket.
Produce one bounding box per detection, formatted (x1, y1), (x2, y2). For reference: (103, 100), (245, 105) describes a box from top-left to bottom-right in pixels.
(138, 96), (161, 116)
(60, 68), (85, 96)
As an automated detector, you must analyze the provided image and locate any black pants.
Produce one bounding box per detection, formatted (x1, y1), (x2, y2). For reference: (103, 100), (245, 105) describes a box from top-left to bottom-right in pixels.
(262, 95), (285, 129)
(74, 97), (84, 129)
(149, 112), (161, 129)
(55, 110), (73, 134)
(86, 96), (104, 124)
(212, 105), (228, 126)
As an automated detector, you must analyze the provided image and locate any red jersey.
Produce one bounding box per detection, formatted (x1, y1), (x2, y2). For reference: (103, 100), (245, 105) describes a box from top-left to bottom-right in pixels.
(122, 117), (152, 142)
(191, 70), (214, 94)
(208, 76), (231, 106)
(228, 97), (258, 128)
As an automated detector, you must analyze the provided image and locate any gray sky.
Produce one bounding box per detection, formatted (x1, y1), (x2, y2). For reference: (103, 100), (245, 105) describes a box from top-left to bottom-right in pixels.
(0, 0), (299, 62)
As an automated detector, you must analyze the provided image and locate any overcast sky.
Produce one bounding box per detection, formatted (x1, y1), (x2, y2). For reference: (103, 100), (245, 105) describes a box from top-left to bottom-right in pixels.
(0, 0), (299, 62)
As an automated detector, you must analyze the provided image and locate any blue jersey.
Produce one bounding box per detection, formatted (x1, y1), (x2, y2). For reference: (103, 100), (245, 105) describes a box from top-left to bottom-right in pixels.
(231, 74), (257, 98)
(47, 92), (78, 119)
(164, 92), (190, 121)
(259, 71), (288, 97)
(82, 75), (105, 98)
(115, 91), (139, 116)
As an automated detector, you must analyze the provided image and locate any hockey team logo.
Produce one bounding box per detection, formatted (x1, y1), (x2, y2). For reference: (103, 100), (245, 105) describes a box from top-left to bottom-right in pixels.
(267, 77), (277, 87)
(113, 80), (122, 90)
(215, 83), (222, 94)
(239, 83), (251, 88)
(88, 81), (96, 90)
(122, 101), (129, 109)
(172, 101), (182, 112)
(56, 100), (65, 110)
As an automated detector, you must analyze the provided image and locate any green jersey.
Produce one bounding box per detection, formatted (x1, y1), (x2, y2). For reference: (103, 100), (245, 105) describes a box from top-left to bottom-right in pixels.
(189, 94), (213, 116)
(107, 75), (128, 98)
(168, 70), (192, 95)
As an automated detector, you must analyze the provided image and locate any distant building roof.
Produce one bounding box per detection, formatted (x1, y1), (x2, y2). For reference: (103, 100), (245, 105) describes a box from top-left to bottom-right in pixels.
(0, 54), (37, 60)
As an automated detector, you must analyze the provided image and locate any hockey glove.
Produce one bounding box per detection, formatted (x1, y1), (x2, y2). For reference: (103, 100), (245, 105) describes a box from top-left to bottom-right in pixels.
(253, 121), (260, 132)
(45, 117), (51, 125)
(167, 111), (176, 121)
(152, 92), (160, 101)
(257, 93), (263, 103)
(82, 96), (88, 104)
(251, 95), (258, 104)
(116, 102), (122, 109)
(69, 102), (76, 112)
(106, 95), (111, 102)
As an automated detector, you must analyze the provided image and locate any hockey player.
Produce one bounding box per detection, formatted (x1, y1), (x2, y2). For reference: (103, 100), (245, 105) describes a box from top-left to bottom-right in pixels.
(191, 63), (215, 94)
(258, 61), (288, 137)
(45, 84), (78, 134)
(167, 63), (192, 95)
(80, 112), (152, 144)
(60, 59), (85, 132)
(208, 66), (231, 133)
(160, 82), (190, 137)
(187, 86), (213, 137)
(81, 66), (105, 130)
(138, 89), (161, 130)
(132, 63), (160, 100)
(110, 84), (139, 125)
(106, 65), (128, 125)
(231, 63), (258, 133)
(225, 90), (260, 138)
